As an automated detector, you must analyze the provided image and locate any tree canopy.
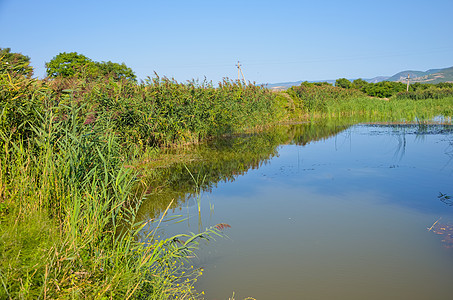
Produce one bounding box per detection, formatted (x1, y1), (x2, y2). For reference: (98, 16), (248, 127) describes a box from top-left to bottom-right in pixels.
(351, 78), (369, 90)
(95, 61), (136, 81)
(46, 52), (136, 81)
(46, 52), (96, 78)
(335, 78), (352, 89)
(0, 48), (34, 78)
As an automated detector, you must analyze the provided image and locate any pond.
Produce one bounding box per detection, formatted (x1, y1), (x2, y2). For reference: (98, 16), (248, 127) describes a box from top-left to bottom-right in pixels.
(139, 122), (453, 300)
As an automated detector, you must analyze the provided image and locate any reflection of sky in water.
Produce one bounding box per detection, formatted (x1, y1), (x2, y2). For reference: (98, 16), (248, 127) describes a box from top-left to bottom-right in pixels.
(214, 125), (453, 216)
(151, 124), (453, 300)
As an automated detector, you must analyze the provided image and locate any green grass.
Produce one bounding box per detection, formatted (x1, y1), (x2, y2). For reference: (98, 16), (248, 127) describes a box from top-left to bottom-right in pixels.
(279, 84), (453, 123)
(325, 96), (453, 122)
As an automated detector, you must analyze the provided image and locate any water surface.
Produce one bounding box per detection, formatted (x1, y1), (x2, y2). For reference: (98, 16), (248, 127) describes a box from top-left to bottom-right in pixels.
(141, 123), (453, 300)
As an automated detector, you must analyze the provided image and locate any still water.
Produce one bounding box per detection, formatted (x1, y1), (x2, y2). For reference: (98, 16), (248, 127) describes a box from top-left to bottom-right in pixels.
(141, 123), (453, 299)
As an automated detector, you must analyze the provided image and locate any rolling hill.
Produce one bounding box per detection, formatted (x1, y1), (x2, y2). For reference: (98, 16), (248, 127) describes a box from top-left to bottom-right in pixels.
(393, 66), (453, 84)
(265, 66), (453, 90)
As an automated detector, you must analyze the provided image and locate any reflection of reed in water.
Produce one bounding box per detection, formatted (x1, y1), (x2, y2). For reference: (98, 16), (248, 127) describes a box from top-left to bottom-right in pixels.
(137, 121), (353, 220)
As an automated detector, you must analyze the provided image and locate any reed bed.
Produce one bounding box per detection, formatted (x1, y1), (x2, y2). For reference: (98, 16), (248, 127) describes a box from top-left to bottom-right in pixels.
(284, 84), (453, 123)
(0, 106), (223, 299)
(36, 75), (281, 148)
(0, 73), (245, 299)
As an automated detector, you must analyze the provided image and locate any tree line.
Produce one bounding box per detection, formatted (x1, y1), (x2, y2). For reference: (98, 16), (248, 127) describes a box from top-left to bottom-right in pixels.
(1, 47), (136, 81)
(334, 77), (453, 99)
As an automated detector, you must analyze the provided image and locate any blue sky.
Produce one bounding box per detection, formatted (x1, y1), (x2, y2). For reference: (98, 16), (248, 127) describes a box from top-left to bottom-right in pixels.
(1, 0), (452, 83)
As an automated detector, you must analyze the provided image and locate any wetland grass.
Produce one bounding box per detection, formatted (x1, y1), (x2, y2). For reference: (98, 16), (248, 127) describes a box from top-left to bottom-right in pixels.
(282, 83), (453, 123)
(0, 96), (223, 299)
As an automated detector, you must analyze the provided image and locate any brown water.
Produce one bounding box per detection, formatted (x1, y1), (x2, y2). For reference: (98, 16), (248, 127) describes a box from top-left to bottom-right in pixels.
(141, 123), (453, 299)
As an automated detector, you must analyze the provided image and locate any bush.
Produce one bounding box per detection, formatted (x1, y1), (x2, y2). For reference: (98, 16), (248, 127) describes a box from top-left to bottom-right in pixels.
(0, 48), (33, 78)
(395, 87), (453, 100)
(363, 81), (406, 98)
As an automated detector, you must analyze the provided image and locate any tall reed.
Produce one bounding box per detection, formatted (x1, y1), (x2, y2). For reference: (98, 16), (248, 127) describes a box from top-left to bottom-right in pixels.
(282, 83), (453, 123)
(0, 76), (224, 298)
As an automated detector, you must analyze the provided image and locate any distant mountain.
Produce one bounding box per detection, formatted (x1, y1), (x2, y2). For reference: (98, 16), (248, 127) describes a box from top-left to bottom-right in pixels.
(264, 81), (303, 90)
(365, 76), (390, 83)
(392, 66), (453, 84)
(387, 69), (441, 82)
(264, 80), (336, 90)
(265, 66), (453, 90)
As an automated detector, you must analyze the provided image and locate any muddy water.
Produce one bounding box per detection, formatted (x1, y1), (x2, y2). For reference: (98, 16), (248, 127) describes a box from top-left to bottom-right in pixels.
(141, 123), (453, 299)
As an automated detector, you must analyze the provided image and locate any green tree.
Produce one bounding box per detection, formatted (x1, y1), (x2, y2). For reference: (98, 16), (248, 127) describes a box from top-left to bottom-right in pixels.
(46, 52), (97, 78)
(335, 78), (351, 89)
(363, 81), (406, 98)
(95, 61), (137, 81)
(299, 81), (332, 87)
(351, 78), (368, 91)
(0, 48), (34, 78)
(314, 81), (332, 86)
(46, 52), (137, 81)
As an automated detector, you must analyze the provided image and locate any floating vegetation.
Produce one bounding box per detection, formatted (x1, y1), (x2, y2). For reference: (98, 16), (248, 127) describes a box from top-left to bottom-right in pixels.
(428, 219), (453, 249)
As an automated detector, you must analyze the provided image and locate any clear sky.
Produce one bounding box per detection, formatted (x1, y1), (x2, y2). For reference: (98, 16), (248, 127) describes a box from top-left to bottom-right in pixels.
(1, 0), (452, 84)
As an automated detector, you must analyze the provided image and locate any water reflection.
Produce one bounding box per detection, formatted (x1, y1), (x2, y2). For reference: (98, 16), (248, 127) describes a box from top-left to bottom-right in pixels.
(428, 217), (453, 249)
(138, 122), (453, 300)
(140, 122), (453, 216)
(137, 120), (351, 221)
